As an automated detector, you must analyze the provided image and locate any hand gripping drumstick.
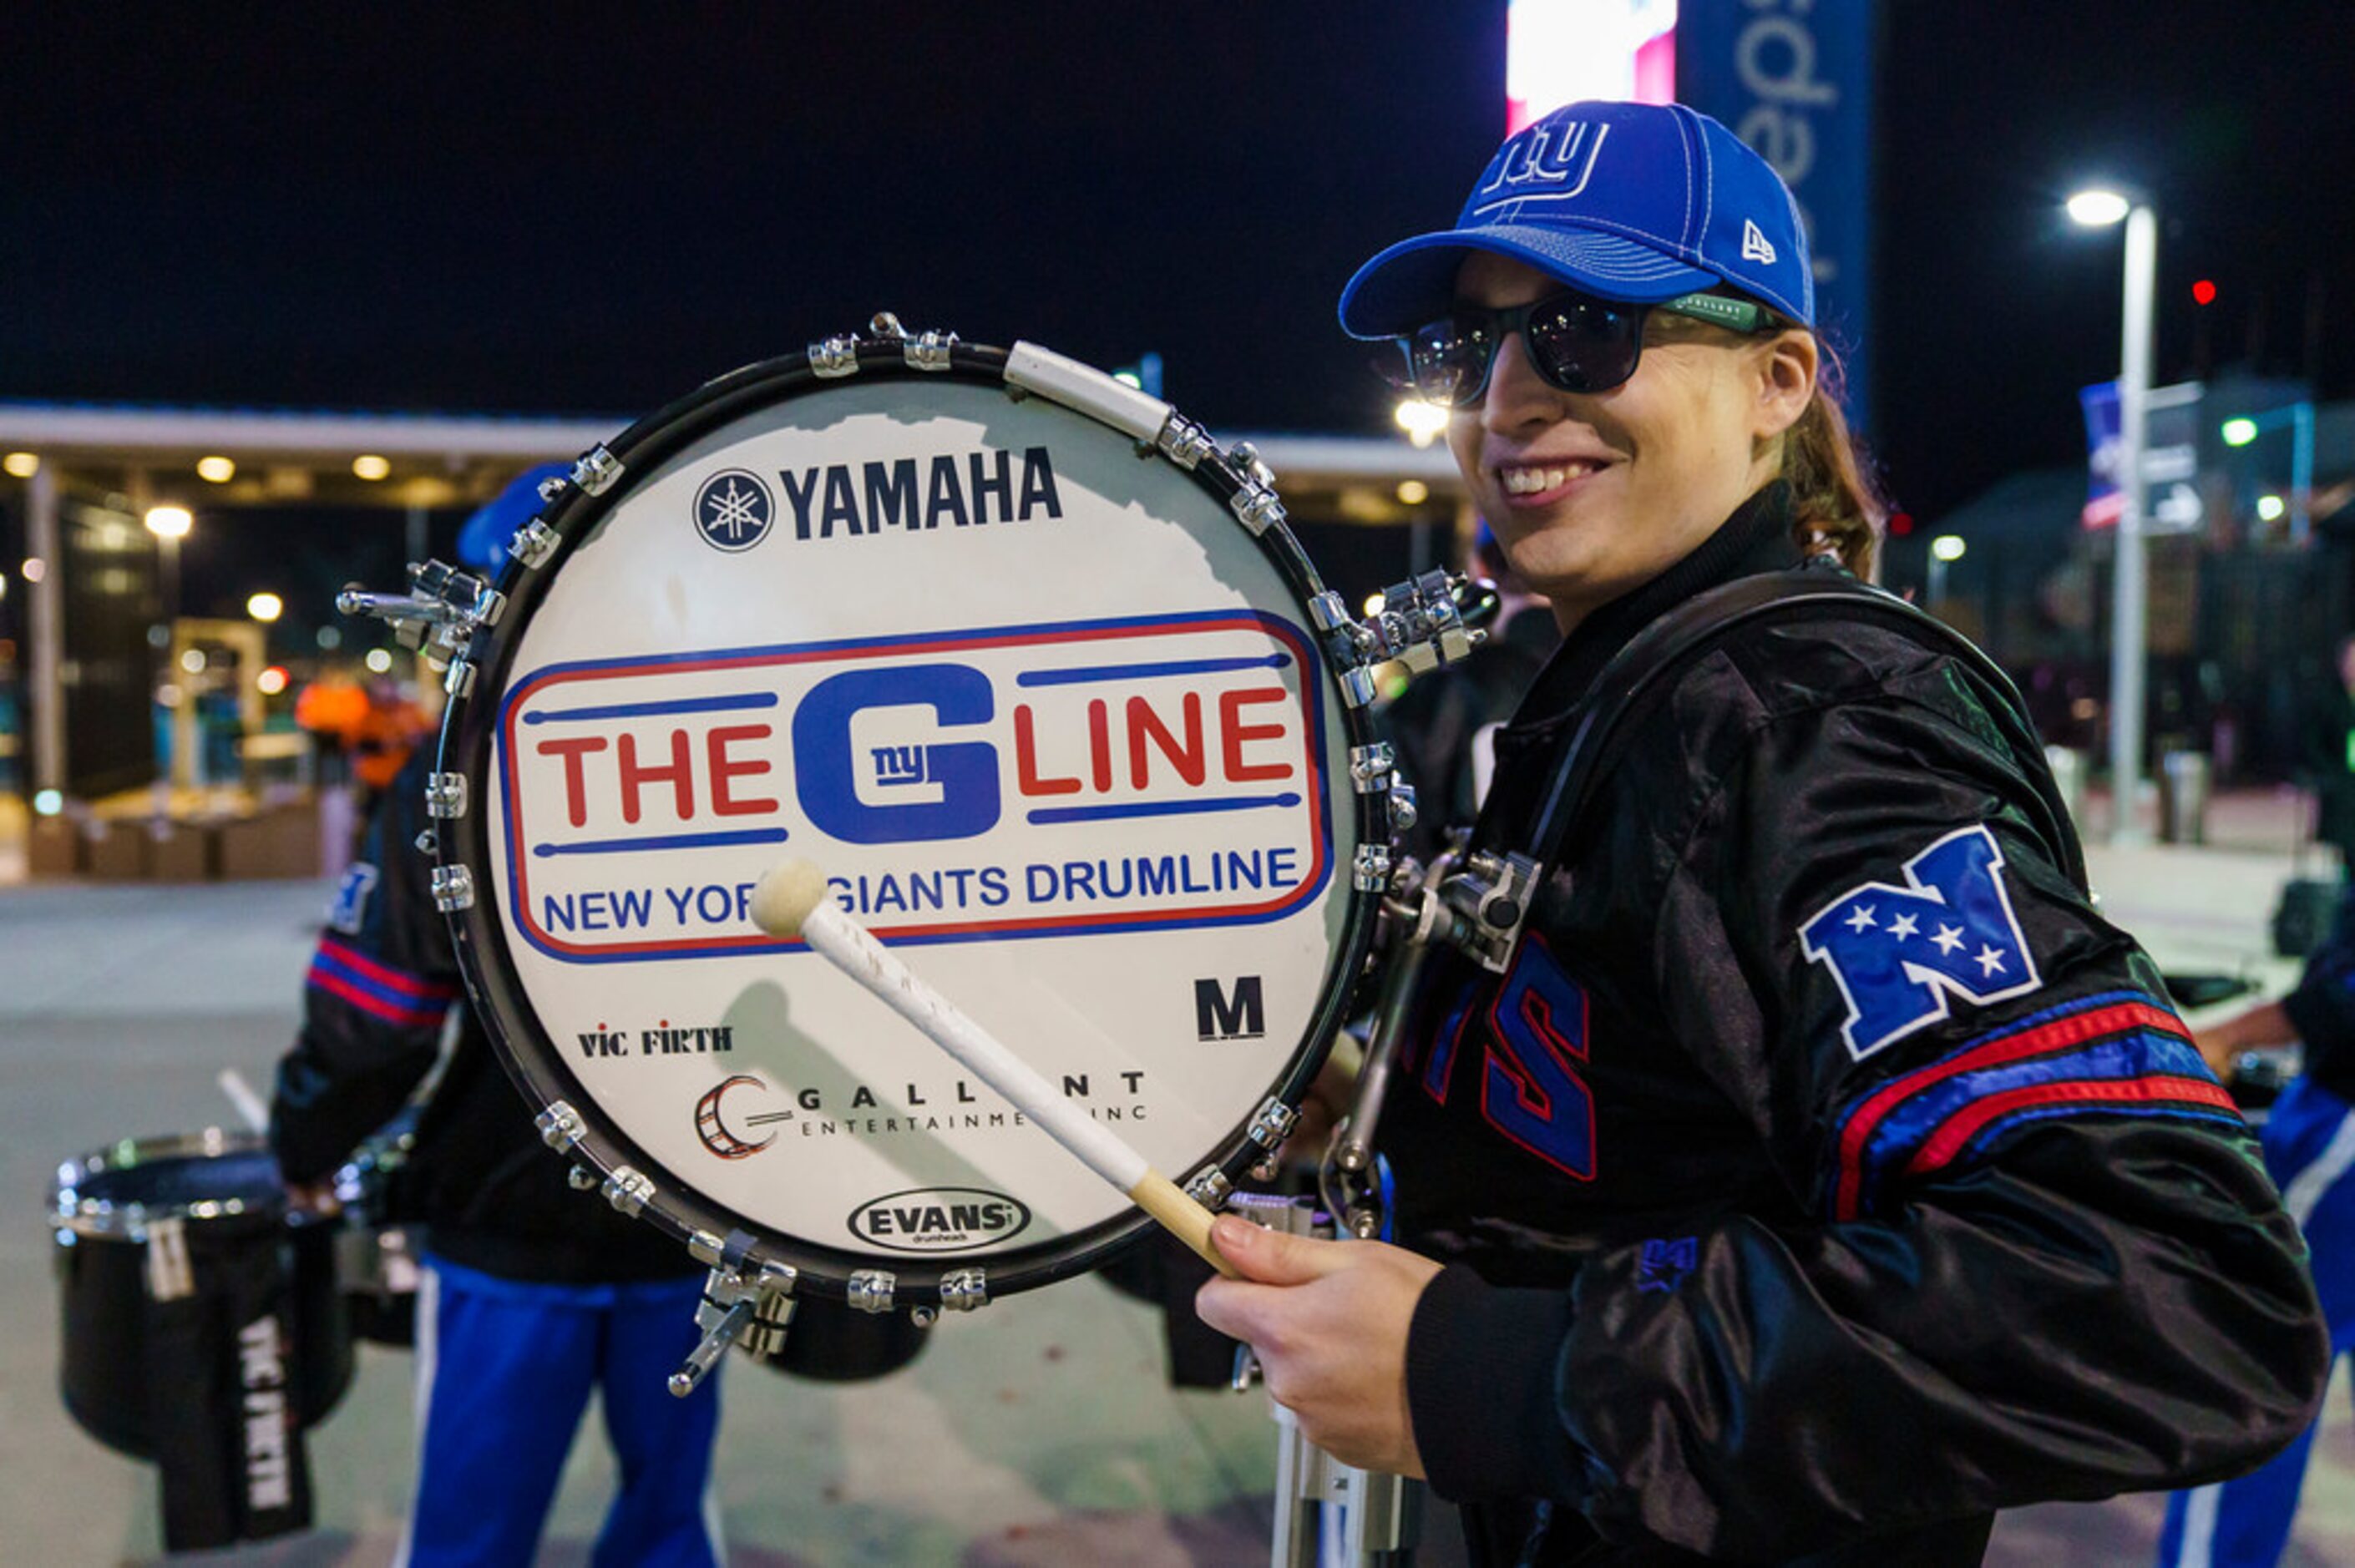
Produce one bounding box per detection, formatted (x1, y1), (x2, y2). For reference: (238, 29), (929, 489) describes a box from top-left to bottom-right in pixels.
(751, 861), (1238, 1278)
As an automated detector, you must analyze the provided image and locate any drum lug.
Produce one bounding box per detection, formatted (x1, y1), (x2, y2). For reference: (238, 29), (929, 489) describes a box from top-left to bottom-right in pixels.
(1349, 742), (1396, 794)
(671, 1261), (798, 1397)
(535, 472), (570, 504)
(1247, 1096), (1299, 1151)
(535, 1100), (586, 1153)
(600, 1165), (656, 1218)
(1155, 413), (1213, 471)
(1309, 570), (1489, 708)
(570, 443), (624, 497)
(1184, 1166), (1234, 1210)
(429, 864), (475, 913)
(938, 1267), (990, 1313)
(509, 517), (560, 570)
(869, 311), (960, 372)
(1387, 782), (1420, 837)
(808, 333), (861, 378)
(443, 656), (476, 699)
(424, 771), (468, 820)
(1352, 842), (1393, 893)
(847, 1269), (897, 1314)
(335, 558), (505, 672)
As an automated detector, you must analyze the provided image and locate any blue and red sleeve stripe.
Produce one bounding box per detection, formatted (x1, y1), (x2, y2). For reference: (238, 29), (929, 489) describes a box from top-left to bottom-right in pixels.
(1827, 989), (2241, 1221)
(306, 936), (459, 1029)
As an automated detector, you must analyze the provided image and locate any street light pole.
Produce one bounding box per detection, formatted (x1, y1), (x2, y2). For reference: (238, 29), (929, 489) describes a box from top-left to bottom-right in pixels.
(2109, 201), (2157, 845)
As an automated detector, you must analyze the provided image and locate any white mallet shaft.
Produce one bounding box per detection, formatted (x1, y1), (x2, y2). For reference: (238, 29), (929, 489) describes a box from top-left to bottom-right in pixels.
(751, 860), (1233, 1277)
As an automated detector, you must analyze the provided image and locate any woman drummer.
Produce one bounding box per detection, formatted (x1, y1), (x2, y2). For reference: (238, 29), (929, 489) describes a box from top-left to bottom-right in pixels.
(1195, 99), (2327, 1565)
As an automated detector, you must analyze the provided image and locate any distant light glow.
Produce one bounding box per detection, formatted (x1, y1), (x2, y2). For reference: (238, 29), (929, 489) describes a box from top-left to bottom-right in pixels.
(180, 649), (207, 674)
(1362, 593), (1388, 617)
(3, 451), (38, 478)
(256, 665), (289, 695)
(2190, 280), (2217, 306)
(1507, 0), (1678, 130)
(33, 788), (63, 817)
(352, 454), (392, 481)
(2066, 190), (2131, 227)
(2221, 417), (2259, 447)
(2257, 494), (2287, 523)
(1931, 534), (1968, 563)
(1111, 371), (1142, 389)
(1887, 511), (1915, 537)
(156, 683), (183, 708)
(144, 504), (194, 539)
(196, 455), (236, 483)
(316, 625), (342, 650)
(1394, 399), (1451, 448)
(1396, 479), (1431, 505)
(246, 591), (284, 623)
(364, 648), (394, 674)
(21, 557), (47, 584)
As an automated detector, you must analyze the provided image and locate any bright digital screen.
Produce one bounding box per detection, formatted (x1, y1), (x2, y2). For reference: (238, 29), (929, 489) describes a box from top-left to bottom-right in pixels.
(1507, 0), (1678, 132)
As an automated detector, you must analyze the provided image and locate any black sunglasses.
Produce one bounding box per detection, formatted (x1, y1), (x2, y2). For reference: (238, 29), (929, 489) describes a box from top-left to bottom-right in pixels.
(1381, 287), (1781, 408)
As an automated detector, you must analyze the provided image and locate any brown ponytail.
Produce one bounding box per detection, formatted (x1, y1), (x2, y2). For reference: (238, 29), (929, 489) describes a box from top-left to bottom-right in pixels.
(1780, 336), (1886, 579)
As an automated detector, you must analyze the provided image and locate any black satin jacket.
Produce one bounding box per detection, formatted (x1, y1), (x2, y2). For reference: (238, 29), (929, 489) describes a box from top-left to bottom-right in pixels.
(1388, 486), (2328, 1565)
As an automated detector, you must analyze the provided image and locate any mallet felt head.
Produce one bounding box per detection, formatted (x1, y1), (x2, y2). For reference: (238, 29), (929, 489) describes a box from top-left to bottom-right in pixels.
(750, 860), (829, 937)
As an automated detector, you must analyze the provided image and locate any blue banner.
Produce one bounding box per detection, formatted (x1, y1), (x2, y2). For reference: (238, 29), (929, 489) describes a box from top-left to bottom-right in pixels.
(1677, 0), (1876, 427)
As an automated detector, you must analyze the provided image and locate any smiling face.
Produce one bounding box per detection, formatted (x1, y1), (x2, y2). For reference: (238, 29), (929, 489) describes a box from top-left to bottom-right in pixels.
(1445, 252), (1818, 632)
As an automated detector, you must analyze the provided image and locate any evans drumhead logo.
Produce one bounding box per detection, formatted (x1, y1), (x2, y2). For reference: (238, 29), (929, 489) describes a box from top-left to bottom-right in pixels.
(695, 469), (775, 552)
(848, 1186), (1032, 1252)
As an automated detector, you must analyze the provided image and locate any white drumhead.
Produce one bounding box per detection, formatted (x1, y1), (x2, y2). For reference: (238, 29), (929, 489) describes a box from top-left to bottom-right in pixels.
(483, 378), (1358, 1262)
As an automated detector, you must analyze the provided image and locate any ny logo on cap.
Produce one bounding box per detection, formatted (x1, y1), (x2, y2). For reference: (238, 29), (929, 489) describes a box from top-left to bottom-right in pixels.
(1740, 220), (1777, 266)
(1473, 121), (1612, 212)
(1798, 825), (2044, 1061)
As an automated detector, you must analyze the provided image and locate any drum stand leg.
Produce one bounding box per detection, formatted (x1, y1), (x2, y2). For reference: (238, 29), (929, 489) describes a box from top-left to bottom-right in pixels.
(1229, 1196), (1424, 1567)
(1267, 1399), (1424, 1568)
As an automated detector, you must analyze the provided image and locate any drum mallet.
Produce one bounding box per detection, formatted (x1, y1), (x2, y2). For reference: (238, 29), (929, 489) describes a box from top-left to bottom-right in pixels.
(750, 859), (1238, 1278)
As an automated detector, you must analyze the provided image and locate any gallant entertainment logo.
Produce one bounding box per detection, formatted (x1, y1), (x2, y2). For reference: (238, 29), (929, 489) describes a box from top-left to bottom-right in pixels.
(848, 1186), (1032, 1252)
(695, 469), (774, 552)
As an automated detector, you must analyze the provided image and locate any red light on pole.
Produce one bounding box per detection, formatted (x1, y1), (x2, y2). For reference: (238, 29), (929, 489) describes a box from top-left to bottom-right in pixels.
(2191, 279), (2217, 306)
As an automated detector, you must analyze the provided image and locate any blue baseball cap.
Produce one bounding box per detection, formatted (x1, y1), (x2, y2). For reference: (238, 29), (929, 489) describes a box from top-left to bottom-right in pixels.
(457, 462), (570, 573)
(1339, 100), (1813, 338)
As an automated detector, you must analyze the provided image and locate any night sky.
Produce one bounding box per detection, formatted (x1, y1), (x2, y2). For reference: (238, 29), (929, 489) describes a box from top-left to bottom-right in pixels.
(3, 3), (2349, 535)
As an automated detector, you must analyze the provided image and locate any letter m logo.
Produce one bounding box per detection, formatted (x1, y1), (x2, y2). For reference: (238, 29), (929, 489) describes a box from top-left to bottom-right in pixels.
(1797, 825), (2044, 1061)
(1194, 976), (1265, 1041)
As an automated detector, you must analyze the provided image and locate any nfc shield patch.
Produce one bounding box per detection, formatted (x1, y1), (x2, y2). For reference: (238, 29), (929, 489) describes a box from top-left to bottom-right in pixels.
(1799, 825), (2043, 1061)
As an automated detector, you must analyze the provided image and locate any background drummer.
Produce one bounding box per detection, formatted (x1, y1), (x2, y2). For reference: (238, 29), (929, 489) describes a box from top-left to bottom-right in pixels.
(269, 469), (727, 1568)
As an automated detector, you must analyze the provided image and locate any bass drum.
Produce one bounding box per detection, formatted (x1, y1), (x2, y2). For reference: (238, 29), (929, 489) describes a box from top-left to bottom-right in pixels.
(433, 319), (1384, 1313)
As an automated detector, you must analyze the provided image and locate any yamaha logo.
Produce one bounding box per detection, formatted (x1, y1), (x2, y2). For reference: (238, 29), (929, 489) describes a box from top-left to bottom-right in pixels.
(695, 468), (774, 552)
(848, 1186), (1031, 1252)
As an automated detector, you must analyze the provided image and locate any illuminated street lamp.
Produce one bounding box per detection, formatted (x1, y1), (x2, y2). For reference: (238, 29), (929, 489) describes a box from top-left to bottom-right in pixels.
(3, 451), (38, 478)
(2069, 185), (2156, 844)
(246, 591), (284, 623)
(144, 504), (194, 539)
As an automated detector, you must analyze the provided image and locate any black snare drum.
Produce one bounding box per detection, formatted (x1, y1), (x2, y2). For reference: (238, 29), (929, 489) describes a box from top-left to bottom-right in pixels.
(48, 1130), (353, 1459)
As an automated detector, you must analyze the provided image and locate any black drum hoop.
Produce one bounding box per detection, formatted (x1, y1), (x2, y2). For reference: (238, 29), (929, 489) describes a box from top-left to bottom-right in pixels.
(435, 330), (1383, 1308)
